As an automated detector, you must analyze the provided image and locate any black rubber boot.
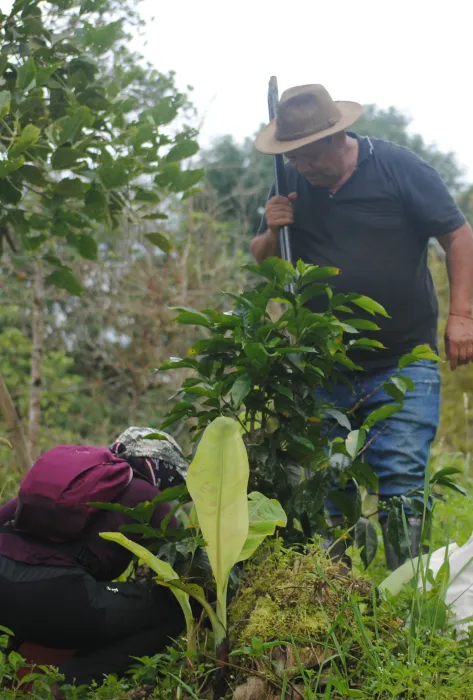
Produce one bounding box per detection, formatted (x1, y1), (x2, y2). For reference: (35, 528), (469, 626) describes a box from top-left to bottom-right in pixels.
(381, 516), (430, 571)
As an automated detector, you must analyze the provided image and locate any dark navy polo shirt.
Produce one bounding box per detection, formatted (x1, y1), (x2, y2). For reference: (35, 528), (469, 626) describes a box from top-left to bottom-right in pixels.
(258, 132), (466, 370)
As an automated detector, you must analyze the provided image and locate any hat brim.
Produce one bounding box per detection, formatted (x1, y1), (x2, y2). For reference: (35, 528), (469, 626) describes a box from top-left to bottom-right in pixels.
(255, 101), (364, 155)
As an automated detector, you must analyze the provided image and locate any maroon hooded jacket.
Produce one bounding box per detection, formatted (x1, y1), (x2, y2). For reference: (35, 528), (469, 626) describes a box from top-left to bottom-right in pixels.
(0, 478), (171, 581)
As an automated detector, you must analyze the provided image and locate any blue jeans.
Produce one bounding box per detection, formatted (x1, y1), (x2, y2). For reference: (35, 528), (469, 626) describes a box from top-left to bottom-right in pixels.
(316, 360), (441, 516)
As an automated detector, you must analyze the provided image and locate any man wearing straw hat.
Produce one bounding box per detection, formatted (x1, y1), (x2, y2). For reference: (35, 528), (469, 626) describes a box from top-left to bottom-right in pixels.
(251, 84), (473, 569)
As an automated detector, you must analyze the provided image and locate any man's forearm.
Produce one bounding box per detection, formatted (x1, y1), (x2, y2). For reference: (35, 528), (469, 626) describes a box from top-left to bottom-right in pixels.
(441, 224), (473, 316)
(250, 229), (280, 262)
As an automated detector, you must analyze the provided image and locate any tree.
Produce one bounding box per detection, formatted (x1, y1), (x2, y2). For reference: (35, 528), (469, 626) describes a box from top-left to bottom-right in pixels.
(0, 0), (202, 278)
(199, 133), (273, 235)
(353, 105), (465, 193)
(0, 0), (203, 470)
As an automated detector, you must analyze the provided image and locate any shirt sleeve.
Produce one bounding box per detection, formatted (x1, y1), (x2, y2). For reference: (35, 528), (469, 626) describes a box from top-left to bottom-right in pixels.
(0, 498), (17, 525)
(394, 148), (466, 240)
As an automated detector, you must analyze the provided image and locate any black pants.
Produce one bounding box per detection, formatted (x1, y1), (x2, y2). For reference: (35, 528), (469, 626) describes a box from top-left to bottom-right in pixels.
(0, 555), (183, 686)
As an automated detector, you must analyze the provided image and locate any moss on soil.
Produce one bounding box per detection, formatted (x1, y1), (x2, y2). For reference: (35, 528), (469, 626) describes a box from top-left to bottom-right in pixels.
(229, 539), (373, 648)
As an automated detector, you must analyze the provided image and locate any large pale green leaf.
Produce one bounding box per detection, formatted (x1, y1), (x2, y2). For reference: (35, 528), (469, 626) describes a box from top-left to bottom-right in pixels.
(238, 492), (287, 562)
(186, 417), (250, 626)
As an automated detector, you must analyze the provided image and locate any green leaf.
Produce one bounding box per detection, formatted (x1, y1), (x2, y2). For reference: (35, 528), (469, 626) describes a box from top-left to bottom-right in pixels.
(46, 268), (83, 296)
(395, 375), (415, 391)
(329, 488), (360, 525)
(398, 345), (440, 369)
(56, 106), (94, 145)
(159, 357), (199, 371)
(0, 157), (25, 178)
(355, 517), (378, 568)
(432, 477), (470, 499)
(16, 57), (36, 91)
(152, 485), (189, 505)
(100, 532), (196, 645)
(350, 338), (385, 350)
(146, 96), (180, 126)
(301, 266), (340, 284)
(43, 254), (65, 267)
(0, 179), (22, 204)
(75, 234), (98, 260)
(142, 212), (168, 220)
(412, 344), (441, 360)
(98, 157), (131, 188)
(230, 374), (252, 407)
(431, 466), (463, 479)
(362, 404), (399, 430)
(186, 417), (250, 627)
(9, 124), (41, 158)
(384, 376), (414, 403)
(171, 309), (211, 327)
(348, 460), (379, 492)
(166, 139), (199, 163)
(237, 492), (287, 562)
(54, 177), (84, 198)
(17, 164), (45, 186)
(274, 384), (293, 400)
(387, 505), (409, 559)
(83, 21), (125, 53)
(325, 409), (351, 431)
(300, 283), (328, 305)
(293, 435), (316, 452)
(243, 342), (268, 364)
(134, 188), (161, 203)
(345, 429), (366, 459)
(247, 257), (297, 285)
(351, 295), (390, 317)
(0, 90), (11, 118)
(51, 147), (81, 169)
(36, 62), (62, 86)
(145, 232), (172, 253)
(345, 318), (381, 331)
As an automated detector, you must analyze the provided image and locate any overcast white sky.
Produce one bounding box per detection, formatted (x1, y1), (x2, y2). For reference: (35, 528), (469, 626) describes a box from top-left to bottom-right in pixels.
(2, 0), (471, 180)
(135, 0), (473, 182)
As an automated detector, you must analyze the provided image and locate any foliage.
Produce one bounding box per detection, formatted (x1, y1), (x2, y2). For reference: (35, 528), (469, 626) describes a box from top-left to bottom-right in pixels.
(158, 258), (442, 565)
(101, 416), (288, 660)
(0, 302), (81, 483)
(352, 105), (465, 192)
(1, 464), (473, 697)
(186, 416), (250, 630)
(199, 134), (272, 234)
(0, 0), (202, 290)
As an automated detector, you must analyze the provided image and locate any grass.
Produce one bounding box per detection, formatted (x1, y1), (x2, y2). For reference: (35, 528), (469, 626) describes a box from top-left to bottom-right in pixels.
(1, 450), (473, 698)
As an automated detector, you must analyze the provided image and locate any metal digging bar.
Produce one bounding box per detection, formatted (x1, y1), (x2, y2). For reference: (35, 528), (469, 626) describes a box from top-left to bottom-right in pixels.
(267, 76), (293, 266)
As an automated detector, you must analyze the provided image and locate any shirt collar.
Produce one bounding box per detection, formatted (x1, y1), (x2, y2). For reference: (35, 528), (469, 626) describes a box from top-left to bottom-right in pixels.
(347, 131), (374, 165)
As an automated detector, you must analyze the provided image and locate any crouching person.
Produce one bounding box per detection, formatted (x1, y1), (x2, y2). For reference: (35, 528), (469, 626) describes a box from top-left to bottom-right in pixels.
(0, 427), (188, 688)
